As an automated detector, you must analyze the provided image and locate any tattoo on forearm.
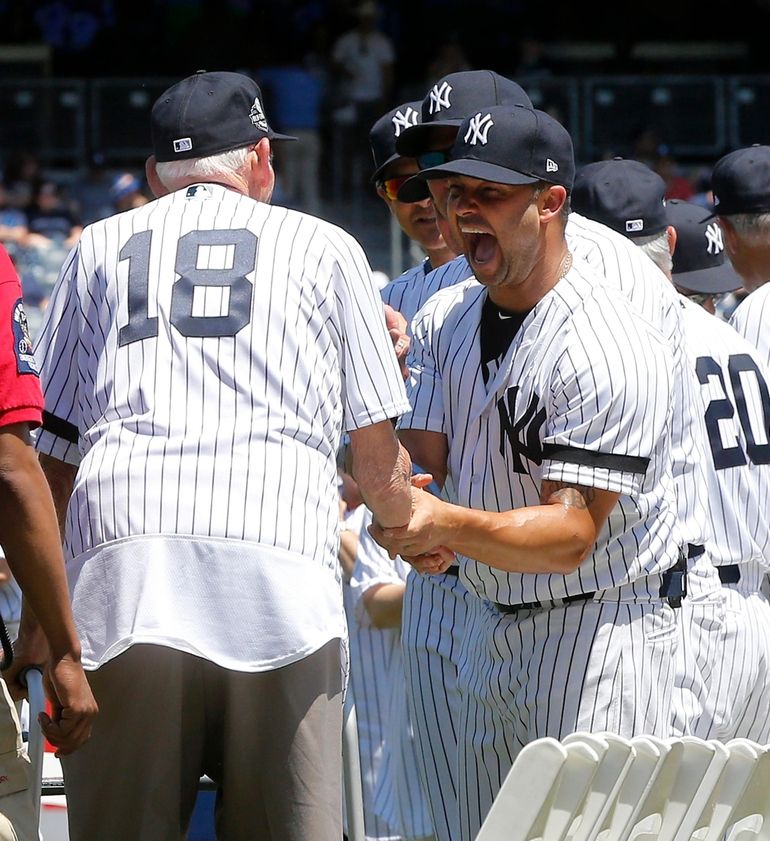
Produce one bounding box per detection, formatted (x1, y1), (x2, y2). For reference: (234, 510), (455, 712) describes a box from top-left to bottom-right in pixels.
(540, 480), (596, 509)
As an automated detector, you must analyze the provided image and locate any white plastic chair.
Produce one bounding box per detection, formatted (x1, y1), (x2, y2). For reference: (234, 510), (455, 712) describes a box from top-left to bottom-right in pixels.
(475, 738), (570, 841)
(721, 745), (770, 841)
(593, 735), (671, 841)
(694, 739), (764, 841)
(563, 732), (635, 841)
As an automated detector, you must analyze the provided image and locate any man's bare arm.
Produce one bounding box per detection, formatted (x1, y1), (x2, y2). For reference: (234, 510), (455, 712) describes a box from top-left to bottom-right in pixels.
(371, 479), (619, 575)
(348, 420), (412, 528)
(0, 424), (96, 755)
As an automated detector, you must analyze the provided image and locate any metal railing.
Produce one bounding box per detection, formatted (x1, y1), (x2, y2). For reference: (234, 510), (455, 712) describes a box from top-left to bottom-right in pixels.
(1, 74), (769, 169)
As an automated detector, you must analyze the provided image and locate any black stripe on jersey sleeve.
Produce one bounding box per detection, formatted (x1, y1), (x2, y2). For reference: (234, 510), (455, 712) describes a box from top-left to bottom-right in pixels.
(542, 443), (649, 474)
(42, 411), (78, 444)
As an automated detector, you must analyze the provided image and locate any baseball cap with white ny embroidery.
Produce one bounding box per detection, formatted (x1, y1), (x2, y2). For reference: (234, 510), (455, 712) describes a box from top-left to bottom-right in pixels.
(415, 105), (575, 191)
(151, 70), (296, 163)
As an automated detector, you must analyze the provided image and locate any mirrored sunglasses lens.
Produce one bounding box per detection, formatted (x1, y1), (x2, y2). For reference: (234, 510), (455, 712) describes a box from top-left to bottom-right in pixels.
(417, 151), (448, 170)
(384, 176), (410, 200)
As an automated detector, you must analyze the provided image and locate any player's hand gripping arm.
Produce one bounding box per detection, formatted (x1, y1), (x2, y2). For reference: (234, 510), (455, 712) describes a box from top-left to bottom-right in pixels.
(0, 429), (97, 755)
(370, 479), (619, 575)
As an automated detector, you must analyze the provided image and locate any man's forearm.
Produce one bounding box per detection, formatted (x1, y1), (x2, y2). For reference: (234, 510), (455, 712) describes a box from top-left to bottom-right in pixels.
(350, 422), (412, 527)
(0, 427), (80, 660)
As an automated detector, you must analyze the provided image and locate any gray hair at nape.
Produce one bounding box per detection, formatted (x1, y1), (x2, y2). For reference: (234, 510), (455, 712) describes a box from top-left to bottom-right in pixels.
(154, 146), (252, 191)
(724, 211), (770, 243)
(634, 229), (672, 276)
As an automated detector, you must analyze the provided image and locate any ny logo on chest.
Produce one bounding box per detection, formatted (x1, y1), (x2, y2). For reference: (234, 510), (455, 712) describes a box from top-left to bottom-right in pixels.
(496, 386), (546, 473)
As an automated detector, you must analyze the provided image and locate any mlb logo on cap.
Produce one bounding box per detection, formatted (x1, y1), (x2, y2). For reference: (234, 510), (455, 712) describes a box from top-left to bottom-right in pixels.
(571, 158), (668, 239)
(173, 138), (193, 154)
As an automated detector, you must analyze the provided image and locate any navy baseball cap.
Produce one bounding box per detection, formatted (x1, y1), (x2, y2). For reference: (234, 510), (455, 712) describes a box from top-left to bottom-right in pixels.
(572, 158), (668, 238)
(396, 71), (532, 159)
(369, 101), (421, 183)
(415, 105), (574, 191)
(668, 199), (741, 294)
(707, 144), (770, 218)
(151, 70), (296, 162)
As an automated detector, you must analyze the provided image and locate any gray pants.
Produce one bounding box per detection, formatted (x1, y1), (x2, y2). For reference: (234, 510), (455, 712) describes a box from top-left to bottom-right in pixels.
(62, 641), (344, 841)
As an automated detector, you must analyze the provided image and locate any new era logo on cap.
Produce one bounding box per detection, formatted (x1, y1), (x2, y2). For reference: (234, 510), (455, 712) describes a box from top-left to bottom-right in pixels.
(546, 158), (558, 173)
(173, 137), (193, 153)
(626, 219), (644, 233)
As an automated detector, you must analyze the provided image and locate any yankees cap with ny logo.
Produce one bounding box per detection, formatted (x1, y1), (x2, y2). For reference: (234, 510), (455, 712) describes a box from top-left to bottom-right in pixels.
(369, 101), (422, 183)
(667, 199), (741, 294)
(395, 70), (532, 158)
(414, 105), (575, 190)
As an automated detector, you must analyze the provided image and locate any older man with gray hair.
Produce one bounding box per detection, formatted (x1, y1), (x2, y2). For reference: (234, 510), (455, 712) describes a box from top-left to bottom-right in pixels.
(33, 70), (414, 841)
(706, 145), (770, 367)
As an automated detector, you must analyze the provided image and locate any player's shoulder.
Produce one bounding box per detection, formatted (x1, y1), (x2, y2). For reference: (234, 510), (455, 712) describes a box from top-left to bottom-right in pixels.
(687, 296), (768, 355)
(560, 260), (668, 347)
(424, 254), (473, 290)
(731, 283), (770, 325)
(383, 259), (429, 291)
(415, 275), (481, 320)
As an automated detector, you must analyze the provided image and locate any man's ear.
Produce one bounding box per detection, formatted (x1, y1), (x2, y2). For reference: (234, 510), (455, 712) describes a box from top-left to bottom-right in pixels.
(540, 185), (567, 219)
(666, 224), (677, 256)
(145, 156), (169, 198)
(250, 137), (275, 201)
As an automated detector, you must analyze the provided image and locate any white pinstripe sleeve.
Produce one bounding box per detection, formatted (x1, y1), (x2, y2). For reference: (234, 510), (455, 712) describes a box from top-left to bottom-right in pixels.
(33, 244), (82, 465)
(397, 304), (445, 434)
(349, 507), (409, 626)
(332, 234), (411, 430)
(730, 285), (770, 370)
(542, 291), (673, 495)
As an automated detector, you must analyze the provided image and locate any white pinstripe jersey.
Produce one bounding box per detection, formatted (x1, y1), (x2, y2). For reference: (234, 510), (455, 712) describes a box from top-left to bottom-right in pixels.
(349, 509), (432, 841)
(34, 183), (409, 671)
(400, 259), (679, 605)
(341, 506), (401, 841)
(381, 258), (433, 322)
(387, 212), (708, 551)
(730, 282), (770, 371)
(682, 298), (770, 569)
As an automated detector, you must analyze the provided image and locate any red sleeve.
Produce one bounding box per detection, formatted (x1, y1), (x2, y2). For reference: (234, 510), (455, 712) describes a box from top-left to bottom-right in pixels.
(0, 246), (44, 429)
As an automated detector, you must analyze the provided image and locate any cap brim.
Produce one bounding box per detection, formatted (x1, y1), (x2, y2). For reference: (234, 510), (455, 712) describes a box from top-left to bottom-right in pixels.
(268, 131), (298, 142)
(673, 260), (742, 294)
(421, 159), (540, 187)
(396, 173), (431, 203)
(371, 152), (401, 184)
(395, 120), (463, 157)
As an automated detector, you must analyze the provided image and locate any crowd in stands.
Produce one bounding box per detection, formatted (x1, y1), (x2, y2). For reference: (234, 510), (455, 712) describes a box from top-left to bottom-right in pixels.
(0, 152), (149, 338)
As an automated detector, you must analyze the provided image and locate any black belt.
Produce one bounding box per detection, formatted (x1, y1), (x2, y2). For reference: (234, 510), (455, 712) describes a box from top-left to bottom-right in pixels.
(688, 544), (705, 560)
(660, 549), (688, 608)
(494, 591), (595, 615)
(718, 564), (741, 584)
(443, 566), (459, 577)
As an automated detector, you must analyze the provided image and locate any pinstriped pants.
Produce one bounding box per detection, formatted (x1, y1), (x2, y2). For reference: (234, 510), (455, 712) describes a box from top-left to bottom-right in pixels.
(457, 597), (678, 841)
(401, 571), (478, 841)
